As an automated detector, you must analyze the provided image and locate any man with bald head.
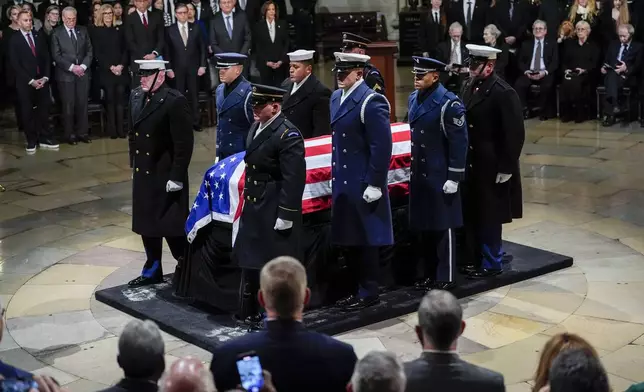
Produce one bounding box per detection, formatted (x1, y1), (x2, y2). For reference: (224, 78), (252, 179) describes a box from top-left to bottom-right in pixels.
(160, 357), (216, 392)
(210, 256), (357, 392)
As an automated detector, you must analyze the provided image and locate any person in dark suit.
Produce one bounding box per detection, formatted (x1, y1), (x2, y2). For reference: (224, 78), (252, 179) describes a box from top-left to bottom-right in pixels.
(602, 23), (641, 125)
(435, 22), (469, 93)
(210, 0), (251, 80)
(127, 59), (194, 287)
(210, 0), (251, 55)
(599, 0), (630, 48)
(559, 20), (599, 123)
(253, 0), (289, 87)
(9, 10), (58, 153)
(97, 319), (165, 392)
(192, 0), (213, 22)
(350, 351), (407, 392)
(232, 85), (306, 326)
(446, 0), (491, 43)
(210, 256), (358, 391)
(537, 0), (567, 41)
(281, 49), (331, 139)
(460, 45), (524, 278)
(419, 0), (448, 58)
(165, 3), (207, 131)
(404, 290), (505, 392)
(91, 3), (129, 138)
(491, 0), (530, 50)
(513, 19), (558, 119)
(331, 52), (392, 311)
(51, 6), (93, 144)
(238, 0), (268, 26)
(407, 56), (467, 293)
(124, 0), (165, 86)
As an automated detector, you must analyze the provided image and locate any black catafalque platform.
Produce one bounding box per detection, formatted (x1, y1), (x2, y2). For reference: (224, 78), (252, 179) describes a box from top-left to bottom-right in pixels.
(95, 206), (574, 352)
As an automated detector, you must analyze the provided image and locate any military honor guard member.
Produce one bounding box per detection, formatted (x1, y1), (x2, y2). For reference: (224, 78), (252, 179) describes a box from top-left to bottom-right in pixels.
(408, 56), (468, 292)
(460, 45), (525, 278)
(233, 84), (306, 327)
(127, 59), (194, 287)
(281, 49), (332, 139)
(339, 32), (386, 95)
(330, 52), (393, 311)
(214, 53), (254, 161)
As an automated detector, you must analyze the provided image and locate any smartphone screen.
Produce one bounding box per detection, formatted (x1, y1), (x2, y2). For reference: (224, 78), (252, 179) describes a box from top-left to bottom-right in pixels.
(236, 354), (264, 392)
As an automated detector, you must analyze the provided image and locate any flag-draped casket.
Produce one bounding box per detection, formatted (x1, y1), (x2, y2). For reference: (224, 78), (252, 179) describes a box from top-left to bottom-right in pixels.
(186, 123), (412, 243)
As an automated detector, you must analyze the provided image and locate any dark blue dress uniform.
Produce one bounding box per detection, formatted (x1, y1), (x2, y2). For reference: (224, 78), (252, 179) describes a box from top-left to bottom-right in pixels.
(214, 53), (253, 161)
(233, 84), (306, 325)
(460, 45), (525, 278)
(127, 60), (194, 287)
(408, 56), (468, 289)
(339, 33), (386, 94)
(330, 52), (393, 310)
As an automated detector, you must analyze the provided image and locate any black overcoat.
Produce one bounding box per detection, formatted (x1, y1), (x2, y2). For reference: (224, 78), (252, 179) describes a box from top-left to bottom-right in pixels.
(233, 114), (306, 270)
(460, 74), (525, 225)
(128, 85), (194, 237)
(281, 74), (332, 139)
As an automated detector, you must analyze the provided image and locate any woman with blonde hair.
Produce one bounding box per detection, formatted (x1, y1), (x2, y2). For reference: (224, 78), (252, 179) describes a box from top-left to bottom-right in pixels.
(89, 3), (129, 138)
(532, 333), (601, 392)
(601, 0), (629, 45)
(568, 0), (600, 41)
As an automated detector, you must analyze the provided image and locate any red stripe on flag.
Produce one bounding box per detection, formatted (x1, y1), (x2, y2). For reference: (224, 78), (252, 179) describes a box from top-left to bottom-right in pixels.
(234, 171), (245, 221)
(304, 129), (411, 157)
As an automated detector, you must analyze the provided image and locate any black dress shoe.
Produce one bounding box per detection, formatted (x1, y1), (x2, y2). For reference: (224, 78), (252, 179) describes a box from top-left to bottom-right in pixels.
(128, 275), (163, 287)
(110, 135), (118, 140)
(245, 313), (264, 331)
(523, 109), (531, 120)
(466, 268), (503, 279)
(335, 294), (356, 308)
(341, 295), (379, 311)
(433, 281), (456, 290)
(603, 116), (615, 127)
(459, 264), (477, 274)
(502, 253), (514, 264)
(539, 115), (548, 121)
(68, 137), (77, 145)
(193, 125), (203, 132)
(78, 136), (91, 144)
(414, 278), (434, 291)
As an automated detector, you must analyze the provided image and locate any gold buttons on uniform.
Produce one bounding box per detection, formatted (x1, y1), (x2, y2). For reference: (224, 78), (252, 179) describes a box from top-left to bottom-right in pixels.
(253, 197), (256, 202)
(146, 134), (150, 137)
(146, 171), (149, 174)
(146, 152), (150, 156)
(254, 181), (257, 185)
(247, 196), (250, 200)
(136, 150), (139, 154)
(253, 165), (256, 169)
(136, 168), (139, 172)
(135, 132), (139, 136)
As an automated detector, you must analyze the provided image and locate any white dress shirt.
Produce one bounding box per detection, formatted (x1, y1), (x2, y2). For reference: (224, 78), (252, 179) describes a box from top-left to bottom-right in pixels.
(463, 0), (475, 21)
(451, 40), (462, 64)
(66, 27), (87, 72)
(531, 38), (546, 72)
(254, 111), (282, 138)
(291, 73), (311, 95)
(267, 19), (275, 43)
(340, 78), (364, 105)
(432, 9), (440, 23)
(194, 2), (202, 19)
(222, 11), (233, 34)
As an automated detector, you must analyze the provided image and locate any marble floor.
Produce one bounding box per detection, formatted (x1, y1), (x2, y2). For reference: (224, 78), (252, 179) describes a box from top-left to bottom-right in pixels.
(2, 65), (644, 392)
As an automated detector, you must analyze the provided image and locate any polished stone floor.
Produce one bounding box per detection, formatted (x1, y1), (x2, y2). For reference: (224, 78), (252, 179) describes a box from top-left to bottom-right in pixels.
(2, 65), (644, 392)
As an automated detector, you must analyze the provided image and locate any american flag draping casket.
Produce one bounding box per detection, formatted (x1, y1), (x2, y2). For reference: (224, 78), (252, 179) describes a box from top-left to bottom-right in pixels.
(186, 122), (412, 244)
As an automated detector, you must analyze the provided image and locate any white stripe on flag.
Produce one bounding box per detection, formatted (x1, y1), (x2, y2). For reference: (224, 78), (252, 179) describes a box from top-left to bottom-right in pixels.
(305, 140), (411, 171)
(302, 167), (411, 200)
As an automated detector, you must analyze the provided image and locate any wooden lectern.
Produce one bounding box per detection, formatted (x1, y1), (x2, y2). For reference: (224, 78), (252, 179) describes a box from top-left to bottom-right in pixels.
(367, 41), (399, 122)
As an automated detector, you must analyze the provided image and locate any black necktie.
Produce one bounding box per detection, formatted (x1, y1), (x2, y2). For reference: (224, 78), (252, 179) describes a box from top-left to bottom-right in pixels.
(434, 11), (439, 24)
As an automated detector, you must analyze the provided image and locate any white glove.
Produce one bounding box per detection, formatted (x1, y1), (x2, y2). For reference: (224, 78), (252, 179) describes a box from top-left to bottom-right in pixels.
(166, 180), (184, 192)
(363, 185), (383, 203)
(443, 180), (459, 194)
(274, 218), (293, 230)
(496, 173), (512, 184)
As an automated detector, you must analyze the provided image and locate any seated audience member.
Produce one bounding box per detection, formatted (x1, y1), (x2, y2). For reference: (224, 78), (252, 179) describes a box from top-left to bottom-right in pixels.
(160, 357), (216, 392)
(559, 20), (599, 123)
(349, 351), (406, 392)
(547, 348), (610, 392)
(557, 20), (575, 44)
(532, 333), (599, 392)
(482, 24), (509, 79)
(209, 256), (357, 392)
(514, 19), (558, 120)
(404, 290), (505, 392)
(0, 299), (62, 391)
(436, 22), (469, 93)
(601, 23), (641, 126)
(97, 319), (165, 392)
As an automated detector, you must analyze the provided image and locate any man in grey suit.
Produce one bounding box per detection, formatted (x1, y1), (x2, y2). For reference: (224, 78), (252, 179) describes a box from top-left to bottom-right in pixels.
(51, 6), (93, 144)
(210, 0), (251, 79)
(404, 290), (506, 392)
